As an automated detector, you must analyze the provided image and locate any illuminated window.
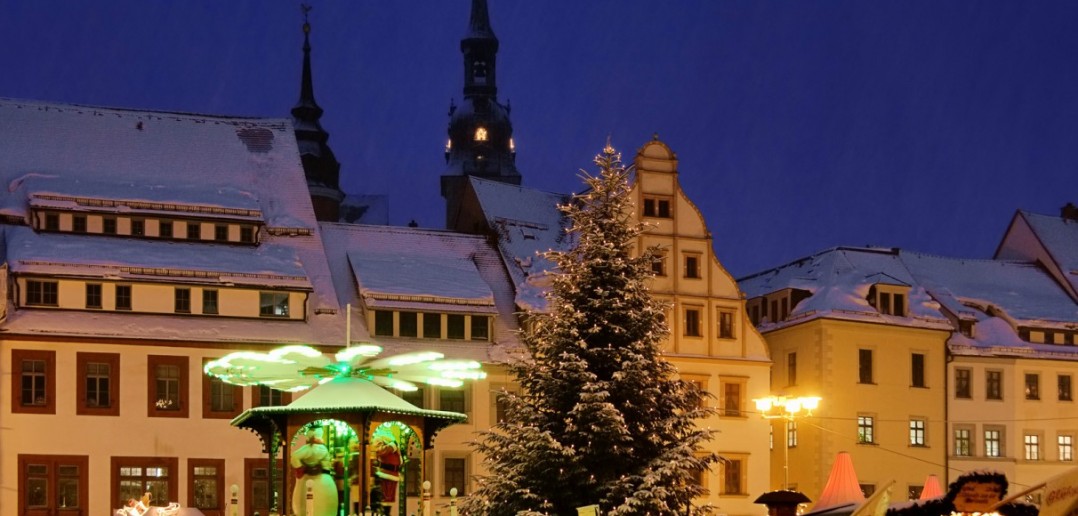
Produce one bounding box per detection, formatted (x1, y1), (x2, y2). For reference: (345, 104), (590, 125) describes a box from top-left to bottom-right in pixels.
(954, 427), (972, 457)
(113, 457), (177, 510)
(984, 427), (1004, 457)
(909, 419), (926, 446)
(858, 415), (875, 444)
(259, 292), (289, 317)
(1060, 435), (1074, 461)
(474, 127), (488, 141)
(1025, 434), (1041, 461)
(188, 459), (223, 513)
(19, 455), (87, 515)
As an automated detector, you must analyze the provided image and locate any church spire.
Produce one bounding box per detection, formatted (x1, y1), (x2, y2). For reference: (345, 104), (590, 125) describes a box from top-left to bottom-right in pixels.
(442, 0), (521, 230)
(292, 4), (344, 222)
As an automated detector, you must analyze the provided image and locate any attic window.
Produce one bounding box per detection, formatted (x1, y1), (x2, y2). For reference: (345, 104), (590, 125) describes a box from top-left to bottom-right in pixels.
(474, 127), (488, 142)
(236, 127), (275, 153)
(643, 197), (671, 218)
(869, 285), (908, 317)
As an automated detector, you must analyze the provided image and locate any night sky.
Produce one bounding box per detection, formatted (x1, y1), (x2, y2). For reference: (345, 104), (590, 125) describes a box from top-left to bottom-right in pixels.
(2, 1), (1076, 277)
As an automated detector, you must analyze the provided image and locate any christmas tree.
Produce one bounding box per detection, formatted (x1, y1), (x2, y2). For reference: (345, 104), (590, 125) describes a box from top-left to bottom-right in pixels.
(463, 143), (717, 515)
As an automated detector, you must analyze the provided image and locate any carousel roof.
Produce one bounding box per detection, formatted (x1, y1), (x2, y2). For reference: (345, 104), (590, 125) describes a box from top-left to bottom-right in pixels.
(230, 376), (467, 426)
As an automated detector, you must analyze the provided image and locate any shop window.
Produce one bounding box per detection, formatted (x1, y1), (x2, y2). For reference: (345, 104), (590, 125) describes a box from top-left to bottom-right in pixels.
(787, 421), (798, 447)
(1060, 435), (1074, 462)
(76, 352), (120, 416)
(112, 457), (178, 510)
(259, 292), (289, 317)
(19, 455), (88, 515)
(189, 459), (224, 516)
(26, 279), (59, 306)
(12, 349), (55, 414)
(148, 355), (188, 418)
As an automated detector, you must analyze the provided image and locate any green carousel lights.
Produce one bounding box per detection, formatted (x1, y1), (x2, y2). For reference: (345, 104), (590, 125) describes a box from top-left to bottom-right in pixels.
(204, 343), (486, 392)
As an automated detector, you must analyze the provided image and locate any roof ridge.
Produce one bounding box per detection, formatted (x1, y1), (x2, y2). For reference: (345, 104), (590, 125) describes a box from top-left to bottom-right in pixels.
(0, 97), (288, 124)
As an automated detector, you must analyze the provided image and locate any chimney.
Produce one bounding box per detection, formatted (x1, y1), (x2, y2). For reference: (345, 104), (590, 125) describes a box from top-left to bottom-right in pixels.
(1062, 202), (1078, 221)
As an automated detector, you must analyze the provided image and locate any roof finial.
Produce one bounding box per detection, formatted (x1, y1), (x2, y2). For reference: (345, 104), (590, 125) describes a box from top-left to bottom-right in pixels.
(301, 3), (312, 32)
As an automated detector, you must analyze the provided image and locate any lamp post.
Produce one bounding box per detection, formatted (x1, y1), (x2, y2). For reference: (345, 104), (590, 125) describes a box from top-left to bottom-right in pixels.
(752, 395), (821, 491)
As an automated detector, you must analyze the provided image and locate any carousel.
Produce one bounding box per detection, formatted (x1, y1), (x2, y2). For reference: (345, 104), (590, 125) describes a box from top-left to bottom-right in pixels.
(205, 344), (483, 516)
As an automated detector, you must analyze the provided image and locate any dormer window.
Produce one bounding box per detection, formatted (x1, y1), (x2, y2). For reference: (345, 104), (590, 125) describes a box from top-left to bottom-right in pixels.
(868, 284), (908, 317)
(474, 127), (488, 142)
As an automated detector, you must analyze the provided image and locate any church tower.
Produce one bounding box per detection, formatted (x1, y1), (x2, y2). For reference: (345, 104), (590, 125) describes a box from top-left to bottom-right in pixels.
(441, 0), (521, 229)
(293, 7), (345, 222)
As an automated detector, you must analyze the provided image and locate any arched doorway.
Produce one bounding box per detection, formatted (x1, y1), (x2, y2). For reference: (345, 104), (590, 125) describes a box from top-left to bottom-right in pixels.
(370, 421), (423, 516)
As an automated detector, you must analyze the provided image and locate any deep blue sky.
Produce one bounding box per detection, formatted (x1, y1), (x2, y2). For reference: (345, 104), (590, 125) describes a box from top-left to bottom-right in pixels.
(2, 1), (1076, 277)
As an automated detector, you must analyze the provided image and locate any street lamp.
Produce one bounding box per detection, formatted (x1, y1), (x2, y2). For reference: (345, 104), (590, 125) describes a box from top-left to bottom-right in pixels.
(753, 395), (822, 491)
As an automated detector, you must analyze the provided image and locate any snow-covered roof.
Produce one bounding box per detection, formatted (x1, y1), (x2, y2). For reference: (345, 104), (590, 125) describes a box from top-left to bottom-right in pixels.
(738, 246), (951, 330)
(0, 98), (344, 343)
(340, 194), (389, 225)
(1020, 210), (1078, 293)
(468, 176), (573, 312)
(5, 225), (310, 288)
(319, 223), (522, 363)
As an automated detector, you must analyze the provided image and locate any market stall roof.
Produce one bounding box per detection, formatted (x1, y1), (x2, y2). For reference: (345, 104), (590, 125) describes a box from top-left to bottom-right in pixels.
(231, 376), (467, 426)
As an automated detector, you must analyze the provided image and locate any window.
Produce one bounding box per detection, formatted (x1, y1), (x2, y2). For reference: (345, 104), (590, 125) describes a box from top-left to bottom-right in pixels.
(86, 283), (103, 309)
(103, 217), (117, 234)
(202, 290), (218, 315)
(73, 214), (87, 233)
(859, 349), (874, 384)
(1060, 435), (1074, 462)
(189, 459), (224, 514)
(174, 288), (191, 313)
(400, 311), (418, 337)
(77, 352), (119, 416)
(402, 388), (424, 409)
(440, 389), (466, 413)
(423, 313), (441, 338)
(19, 455), (88, 516)
(642, 197), (671, 218)
(684, 255), (700, 279)
(239, 226), (255, 243)
(148, 355), (188, 418)
(718, 310), (735, 339)
(116, 285), (132, 310)
(187, 222), (201, 240)
(722, 382), (741, 417)
(112, 457), (178, 510)
(787, 352), (797, 386)
(214, 224), (228, 242)
(1060, 375), (1073, 401)
(443, 457), (467, 496)
(955, 368), (972, 399)
(1025, 373), (1040, 400)
(911, 353), (926, 388)
(447, 314), (466, 339)
(474, 126), (488, 141)
(651, 254), (666, 276)
(984, 427), (1004, 458)
(1025, 434), (1042, 461)
(12, 349), (55, 414)
(471, 316), (489, 340)
(203, 359), (241, 419)
(26, 280), (59, 306)
(861, 484), (876, 497)
(259, 292), (289, 317)
(787, 421), (798, 447)
(374, 311), (393, 336)
(44, 212), (59, 231)
(721, 458), (744, 495)
(872, 289), (906, 316)
(253, 385), (291, 408)
(159, 220), (173, 238)
(986, 371), (1003, 400)
(684, 308), (701, 337)
(858, 416), (875, 444)
(244, 459), (284, 516)
(954, 427), (972, 457)
(909, 485), (924, 500)
(131, 219), (145, 236)
(909, 419), (926, 447)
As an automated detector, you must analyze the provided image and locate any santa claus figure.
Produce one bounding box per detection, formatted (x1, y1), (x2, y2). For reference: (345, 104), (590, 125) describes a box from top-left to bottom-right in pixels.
(291, 426), (339, 516)
(373, 438), (402, 503)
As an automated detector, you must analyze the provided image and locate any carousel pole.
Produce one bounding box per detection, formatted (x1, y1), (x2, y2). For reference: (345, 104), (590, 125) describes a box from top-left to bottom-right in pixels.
(361, 412), (371, 512)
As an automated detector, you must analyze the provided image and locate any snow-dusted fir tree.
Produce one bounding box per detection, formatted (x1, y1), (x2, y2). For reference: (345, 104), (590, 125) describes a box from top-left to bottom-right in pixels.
(463, 144), (717, 515)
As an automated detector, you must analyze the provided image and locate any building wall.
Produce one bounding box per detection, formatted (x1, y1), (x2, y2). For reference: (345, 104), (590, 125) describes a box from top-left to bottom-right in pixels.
(760, 318), (949, 503)
(1, 337), (269, 516)
(948, 355), (1078, 498)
